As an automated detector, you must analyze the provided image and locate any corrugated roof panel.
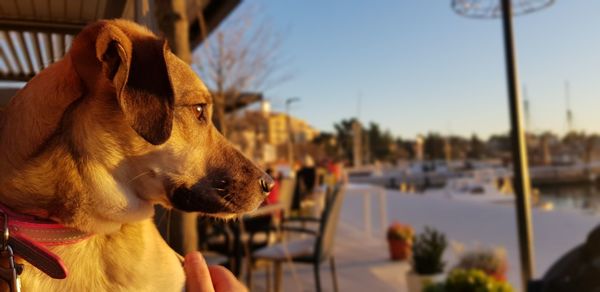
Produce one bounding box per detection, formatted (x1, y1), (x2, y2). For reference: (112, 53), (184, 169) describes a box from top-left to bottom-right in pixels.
(49, 0), (66, 21)
(23, 32), (42, 73)
(0, 0), (235, 81)
(15, 0), (35, 19)
(31, 0), (51, 20)
(66, 0), (83, 21)
(36, 32), (52, 68)
(122, 0), (135, 20)
(0, 31), (20, 75)
(64, 34), (73, 53)
(0, 54), (10, 75)
(50, 33), (63, 63)
(9, 31), (32, 75)
(81, 0), (100, 21)
(96, 0), (108, 19)
(0, 1), (19, 17)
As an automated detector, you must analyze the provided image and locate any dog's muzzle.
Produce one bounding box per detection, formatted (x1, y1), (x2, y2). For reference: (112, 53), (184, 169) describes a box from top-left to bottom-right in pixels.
(169, 174), (274, 214)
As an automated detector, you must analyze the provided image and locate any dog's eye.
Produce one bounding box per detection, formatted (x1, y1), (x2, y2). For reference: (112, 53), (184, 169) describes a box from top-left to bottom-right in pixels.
(193, 104), (205, 121)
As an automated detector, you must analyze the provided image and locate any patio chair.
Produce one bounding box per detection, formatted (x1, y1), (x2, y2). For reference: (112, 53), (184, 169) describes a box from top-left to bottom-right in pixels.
(197, 218), (236, 270)
(197, 177), (297, 276)
(248, 184), (346, 292)
(242, 177), (297, 246)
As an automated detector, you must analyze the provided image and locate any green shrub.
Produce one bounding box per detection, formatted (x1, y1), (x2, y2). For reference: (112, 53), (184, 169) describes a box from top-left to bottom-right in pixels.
(424, 269), (513, 292)
(455, 248), (507, 281)
(412, 227), (447, 275)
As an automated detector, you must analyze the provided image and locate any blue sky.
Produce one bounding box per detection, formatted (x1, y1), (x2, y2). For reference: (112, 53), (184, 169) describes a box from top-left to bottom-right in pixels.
(222, 1), (600, 139)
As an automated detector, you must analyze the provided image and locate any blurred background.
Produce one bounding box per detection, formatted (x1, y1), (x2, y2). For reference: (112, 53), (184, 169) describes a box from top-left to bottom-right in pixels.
(1, 0), (599, 291)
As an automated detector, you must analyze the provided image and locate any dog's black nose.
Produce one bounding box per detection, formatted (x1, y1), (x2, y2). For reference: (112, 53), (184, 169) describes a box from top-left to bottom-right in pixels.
(259, 175), (275, 196)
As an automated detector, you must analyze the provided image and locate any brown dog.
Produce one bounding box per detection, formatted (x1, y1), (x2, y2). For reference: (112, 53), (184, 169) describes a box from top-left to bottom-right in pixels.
(0, 19), (272, 291)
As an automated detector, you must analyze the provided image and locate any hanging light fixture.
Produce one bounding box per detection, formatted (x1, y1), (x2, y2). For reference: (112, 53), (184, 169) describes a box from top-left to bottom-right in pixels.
(452, 0), (554, 18)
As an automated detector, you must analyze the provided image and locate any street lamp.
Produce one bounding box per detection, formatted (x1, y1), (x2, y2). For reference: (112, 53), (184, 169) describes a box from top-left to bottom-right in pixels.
(285, 97), (300, 164)
(451, 0), (554, 289)
(452, 0), (554, 18)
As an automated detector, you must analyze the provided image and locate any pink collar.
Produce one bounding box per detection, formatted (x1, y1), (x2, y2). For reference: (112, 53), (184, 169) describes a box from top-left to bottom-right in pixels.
(0, 203), (92, 279)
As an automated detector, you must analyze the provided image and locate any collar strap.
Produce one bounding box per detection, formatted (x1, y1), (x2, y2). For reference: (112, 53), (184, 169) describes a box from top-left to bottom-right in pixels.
(0, 203), (92, 279)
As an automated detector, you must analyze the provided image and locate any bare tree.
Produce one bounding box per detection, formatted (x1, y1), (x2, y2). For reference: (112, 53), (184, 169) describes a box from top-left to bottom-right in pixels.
(192, 5), (289, 137)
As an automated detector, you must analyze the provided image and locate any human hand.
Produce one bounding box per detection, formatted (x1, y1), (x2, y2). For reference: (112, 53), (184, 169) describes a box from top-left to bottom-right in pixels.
(184, 252), (248, 292)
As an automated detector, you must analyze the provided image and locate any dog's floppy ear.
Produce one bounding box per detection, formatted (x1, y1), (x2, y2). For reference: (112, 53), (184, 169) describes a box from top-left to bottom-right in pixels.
(94, 24), (174, 145)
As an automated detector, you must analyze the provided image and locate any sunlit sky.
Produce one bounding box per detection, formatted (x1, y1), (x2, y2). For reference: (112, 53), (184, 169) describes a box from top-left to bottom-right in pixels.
(220, 0), (600, 139)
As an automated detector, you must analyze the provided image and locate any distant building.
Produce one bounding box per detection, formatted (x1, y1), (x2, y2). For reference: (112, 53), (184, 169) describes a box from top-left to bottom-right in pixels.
(266, 113), (288, 146)
(228, 101), (319, 163)
(414, 135), (424, 161)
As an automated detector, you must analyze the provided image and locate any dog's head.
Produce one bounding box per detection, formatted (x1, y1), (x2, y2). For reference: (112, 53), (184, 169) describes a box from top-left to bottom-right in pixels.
(0, 20), (272, 232)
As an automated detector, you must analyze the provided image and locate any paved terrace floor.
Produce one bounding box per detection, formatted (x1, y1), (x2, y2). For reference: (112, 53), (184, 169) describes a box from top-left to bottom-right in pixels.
(247, 188), (600, 292)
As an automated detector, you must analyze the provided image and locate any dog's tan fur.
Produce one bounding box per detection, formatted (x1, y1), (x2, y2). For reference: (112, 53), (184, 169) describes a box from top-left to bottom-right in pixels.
(0, 20), (268, 291)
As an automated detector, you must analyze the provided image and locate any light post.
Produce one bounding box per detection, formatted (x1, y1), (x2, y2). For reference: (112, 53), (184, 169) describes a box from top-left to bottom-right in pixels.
(285, 97), (300, 165)
(500, 3), (536, 287)
(451, 0), (554, 290)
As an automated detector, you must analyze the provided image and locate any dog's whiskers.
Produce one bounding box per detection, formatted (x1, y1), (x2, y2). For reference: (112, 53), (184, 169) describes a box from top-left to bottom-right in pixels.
(212, 179), (229, 189)
(128, 171), (153, 183)
(222, 200), (233, 211)
(220, 192), (234, 202)
(219, 192), (245, 211)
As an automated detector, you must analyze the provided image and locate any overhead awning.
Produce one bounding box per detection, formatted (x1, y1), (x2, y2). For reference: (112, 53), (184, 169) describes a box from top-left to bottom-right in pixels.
(224, 92), (263, 113)
(0, 0), (240, 81)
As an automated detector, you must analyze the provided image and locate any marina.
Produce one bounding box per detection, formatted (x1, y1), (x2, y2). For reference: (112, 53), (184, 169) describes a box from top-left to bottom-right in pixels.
(249, 184), (600, 291)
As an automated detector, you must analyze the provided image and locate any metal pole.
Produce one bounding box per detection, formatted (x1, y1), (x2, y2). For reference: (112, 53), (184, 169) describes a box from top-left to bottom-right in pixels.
(500, 0), (535, 290)
(286, 97), (299, 164)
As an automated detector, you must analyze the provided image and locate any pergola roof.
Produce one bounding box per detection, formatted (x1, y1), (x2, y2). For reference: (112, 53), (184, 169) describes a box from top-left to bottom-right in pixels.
(0, 0), (240, 81)
(224, 92), (263, 113)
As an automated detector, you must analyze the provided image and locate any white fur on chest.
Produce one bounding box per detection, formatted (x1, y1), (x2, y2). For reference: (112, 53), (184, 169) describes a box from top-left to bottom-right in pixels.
(17, 220), (185, 292)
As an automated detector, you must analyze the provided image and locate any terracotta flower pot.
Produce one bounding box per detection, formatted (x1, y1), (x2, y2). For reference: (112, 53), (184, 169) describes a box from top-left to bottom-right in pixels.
(388, 239), (411, 261)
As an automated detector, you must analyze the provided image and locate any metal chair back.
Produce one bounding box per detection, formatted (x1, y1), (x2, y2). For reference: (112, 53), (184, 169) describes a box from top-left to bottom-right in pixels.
(277, 177), (296, 216)
(315, 184), (346, 262)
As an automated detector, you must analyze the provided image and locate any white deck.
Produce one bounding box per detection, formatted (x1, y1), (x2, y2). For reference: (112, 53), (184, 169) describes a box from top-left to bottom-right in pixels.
(247, 187), (600, 291)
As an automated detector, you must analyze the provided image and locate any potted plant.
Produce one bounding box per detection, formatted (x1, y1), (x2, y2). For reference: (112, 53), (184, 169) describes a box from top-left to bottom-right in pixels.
(386, 222), (414, 261)
(454, 247), (508, 281)
(406, 227), (447, 292)
(423, 269), (513, 292)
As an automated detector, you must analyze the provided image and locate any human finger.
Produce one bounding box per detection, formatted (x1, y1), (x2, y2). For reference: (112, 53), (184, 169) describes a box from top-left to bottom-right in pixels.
(208, 265), (248, 292)
(184, 252), (215, 292)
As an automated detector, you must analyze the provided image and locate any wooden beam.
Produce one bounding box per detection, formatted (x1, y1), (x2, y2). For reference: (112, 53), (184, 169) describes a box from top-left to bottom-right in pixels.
(154, 0), (197, 255)
(188, 0), (240, 50)
(0, 73), (30, 81)
(0, 19), (84, 34)
(103, 0), (127, 19)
